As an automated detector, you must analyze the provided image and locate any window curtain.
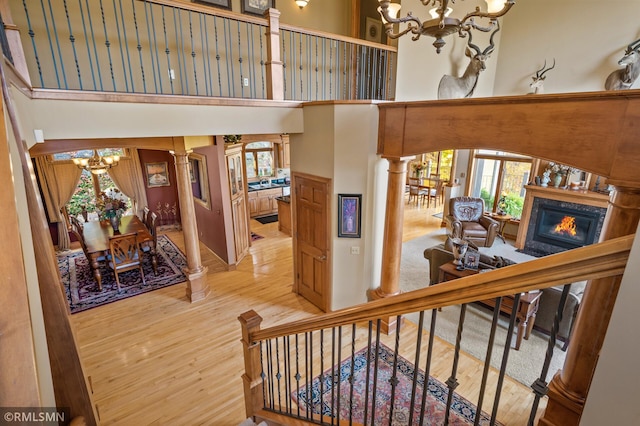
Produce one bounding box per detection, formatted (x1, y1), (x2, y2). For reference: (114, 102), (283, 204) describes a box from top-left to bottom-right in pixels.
(107, 148), (148, 218)
(35, 156), (82, 251)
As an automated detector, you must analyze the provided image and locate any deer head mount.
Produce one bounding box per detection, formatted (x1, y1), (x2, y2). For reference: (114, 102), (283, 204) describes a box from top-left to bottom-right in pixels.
(605, 37), (640, 91)
(437, 22), (500, 100)
(528, 59), (556, 94)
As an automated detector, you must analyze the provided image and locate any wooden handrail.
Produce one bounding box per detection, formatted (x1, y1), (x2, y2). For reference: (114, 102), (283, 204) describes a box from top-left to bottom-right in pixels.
(250, 234), (632, 342)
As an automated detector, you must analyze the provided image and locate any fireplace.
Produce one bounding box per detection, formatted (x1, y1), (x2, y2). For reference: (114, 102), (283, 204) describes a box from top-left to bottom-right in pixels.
(520, 196), (608, 257)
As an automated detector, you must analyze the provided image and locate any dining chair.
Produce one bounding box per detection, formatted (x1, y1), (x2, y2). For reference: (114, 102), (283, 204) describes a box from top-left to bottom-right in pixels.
(407, 177), (428, 205)
(141, 212), (158, 274)
(108, 232), (146, 290)
(428, 178), (446, 208)
(70, 215), (84, 234)
(142, 206), (150, 229)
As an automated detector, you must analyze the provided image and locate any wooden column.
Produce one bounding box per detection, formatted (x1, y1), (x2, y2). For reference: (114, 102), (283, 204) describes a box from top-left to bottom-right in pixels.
(172, 149), (210, 303)
(264, 8), (283, 101)
(238, 310), (264, 419)
(369, 156), (410, 333)
(540, 185), (640, 425)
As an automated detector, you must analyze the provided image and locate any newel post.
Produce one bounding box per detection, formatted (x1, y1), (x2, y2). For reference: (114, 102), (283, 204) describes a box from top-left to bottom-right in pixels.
(238, 310), (264, 420)
(264, 8), (284, 101)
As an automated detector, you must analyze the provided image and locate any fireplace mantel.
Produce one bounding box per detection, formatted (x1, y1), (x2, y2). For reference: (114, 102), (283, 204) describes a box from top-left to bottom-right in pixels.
(515, 185), (610, 249)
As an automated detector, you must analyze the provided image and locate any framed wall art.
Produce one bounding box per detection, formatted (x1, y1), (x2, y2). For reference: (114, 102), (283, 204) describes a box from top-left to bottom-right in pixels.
(193, 0), (231, 10)
(242, 0), (274, 16)
(145, 162), (170, 188)
(365, 17), (382, 43)
(338, 194), (362, 238)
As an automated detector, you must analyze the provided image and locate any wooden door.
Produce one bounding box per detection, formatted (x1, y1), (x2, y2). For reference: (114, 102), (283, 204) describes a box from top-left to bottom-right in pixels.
(293, 173), (331, 312)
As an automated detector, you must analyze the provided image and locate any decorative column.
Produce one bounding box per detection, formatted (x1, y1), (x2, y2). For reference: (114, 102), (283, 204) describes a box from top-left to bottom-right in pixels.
(264, 8), (284, 101)
(540, 185), (640, 425)
(172, 149), (210, 302)
(369, 156), (411, 334)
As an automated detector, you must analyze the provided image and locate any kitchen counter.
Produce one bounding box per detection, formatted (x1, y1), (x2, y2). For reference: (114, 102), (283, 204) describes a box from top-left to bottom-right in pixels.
(276, 196), (292, 236)
(275, 195), (290, 203)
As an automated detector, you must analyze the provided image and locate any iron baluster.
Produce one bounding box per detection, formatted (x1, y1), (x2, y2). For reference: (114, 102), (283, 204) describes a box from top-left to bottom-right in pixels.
(275, 336), (282, 412)
(295, 333), (301, 418)
(21, 0), (45, 87)
(408, 310), (426, 425)
(143, 0), (160, 93)
(259, 341), (267, 410)
(314, 35), (318, 100)
(114, 0), (134, 93)
(304, 332), (311, 421)
(528, 285), (571, 425)
(224, 18), (234, 97)
(259, 24), (265, 98)
(370, 320), (381, 426)
(363, 321), (373, 426)
(62, 0), (82, 89)
(336, 326), (342, 423)
(474, 297), (503, 426)
(213, 16), (223, 96)
(46, 0), (68, 88)
(309, 331), (314, 422)
(40, 0), (63, 88)
(328, 39), (333, 99)
(198, 14), (211, 96)
(236, 20), (244, 98)
(388, 316), (403, 425)
(330, 327), (336, 424)
(160, 5), (174, 94)
(247, 24), (254, 99)
(188, 11), (199, 96)
(445, 303), (468, 425)
(266, 339), (275, 410)
(284, 335), (291, 415)
(98, 0), (117, 91)
(172, 7), (186, 95)
(348, 323), (357, 424)
(130, 0), (146, 93)
(318, 329), (324, 424)
(419, 308), (438, 426)
(491, 293), (522, 424)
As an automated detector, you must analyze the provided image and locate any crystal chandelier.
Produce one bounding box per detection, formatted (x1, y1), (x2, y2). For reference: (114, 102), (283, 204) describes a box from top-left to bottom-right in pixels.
(377, 0), (515, 53)
(73, 150), (120, 175)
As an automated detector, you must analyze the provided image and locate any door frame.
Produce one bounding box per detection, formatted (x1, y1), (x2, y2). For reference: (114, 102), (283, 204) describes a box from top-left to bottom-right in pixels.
(291, 171), (332, 312)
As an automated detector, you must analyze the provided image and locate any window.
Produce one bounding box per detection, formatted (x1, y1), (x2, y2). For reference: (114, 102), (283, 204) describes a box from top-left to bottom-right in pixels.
(469, 150), (532, 219)
(59, 149), (132, 221)
(245, 142), (275, 179)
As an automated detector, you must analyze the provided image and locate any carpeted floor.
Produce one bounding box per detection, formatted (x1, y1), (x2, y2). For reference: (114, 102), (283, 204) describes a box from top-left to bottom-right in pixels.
(400, 229), (566, 387)
(292, 343), (501, 425)
(57, 235), (188, 313)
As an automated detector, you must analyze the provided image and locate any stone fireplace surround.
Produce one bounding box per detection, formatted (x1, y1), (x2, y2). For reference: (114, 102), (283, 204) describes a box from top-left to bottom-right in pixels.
(515, 185), (610, 255)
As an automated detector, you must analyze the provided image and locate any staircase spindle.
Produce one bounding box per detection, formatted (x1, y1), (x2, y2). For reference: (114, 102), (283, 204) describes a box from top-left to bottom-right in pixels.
(445, 303), (468, 425)
(44, 0), (67, 88)
(131, 0), (147, 93)
(370, 320), (381, 426)
(490, 293), (521, 424)
(363, 321), (373, 426)
(62, 0), (82, 89)
(408, 310), (425, 425)
(474, 297), (503, 426)
(419, 308), (438, 426)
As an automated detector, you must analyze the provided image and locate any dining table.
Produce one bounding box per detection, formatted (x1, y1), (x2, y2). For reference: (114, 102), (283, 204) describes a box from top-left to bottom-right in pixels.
(82, 215), (156, 290)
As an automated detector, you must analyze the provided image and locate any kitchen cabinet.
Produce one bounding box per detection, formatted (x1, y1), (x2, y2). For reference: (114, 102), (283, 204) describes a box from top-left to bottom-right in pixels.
(248, 187), (282, 218)
(277, 196), (291, 236)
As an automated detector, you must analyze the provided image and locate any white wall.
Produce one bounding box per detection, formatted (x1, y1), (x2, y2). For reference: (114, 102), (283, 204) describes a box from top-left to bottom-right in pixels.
(292, 103), (385, 311)
(582, 223), (640, 424)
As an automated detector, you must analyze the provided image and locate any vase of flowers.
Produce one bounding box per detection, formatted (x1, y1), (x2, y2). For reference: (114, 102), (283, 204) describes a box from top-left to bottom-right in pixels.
(411, 161), (427, 178)
(96, 189), (127, 232)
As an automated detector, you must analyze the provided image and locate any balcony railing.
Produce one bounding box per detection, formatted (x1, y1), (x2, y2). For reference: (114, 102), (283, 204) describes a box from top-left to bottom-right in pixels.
(6, 0), (397, 101)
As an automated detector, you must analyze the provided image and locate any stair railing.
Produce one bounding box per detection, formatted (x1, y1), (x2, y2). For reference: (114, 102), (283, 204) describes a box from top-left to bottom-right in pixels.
(239, 234), (632, 425)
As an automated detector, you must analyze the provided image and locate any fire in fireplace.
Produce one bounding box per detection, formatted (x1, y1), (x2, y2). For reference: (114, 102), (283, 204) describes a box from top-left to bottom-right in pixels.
(521, 198), (607, 257)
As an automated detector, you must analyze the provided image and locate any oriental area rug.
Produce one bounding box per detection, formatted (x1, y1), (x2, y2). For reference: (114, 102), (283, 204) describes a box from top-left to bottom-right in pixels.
(292, 343), (501, 425)
(57, 235), (188, 313)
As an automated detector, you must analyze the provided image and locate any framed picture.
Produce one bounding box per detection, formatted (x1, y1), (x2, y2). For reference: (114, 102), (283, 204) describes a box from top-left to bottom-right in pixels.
(189, 153), (211, 209)
(241, 0), (274, 16)
(365, 17), (382, 43)
(464, 249), (480, 270)
(188, 159), (197, 183)
(193, 0), (231, 10)
(146, 162), (170, 188)
(338, 194), (362, 238)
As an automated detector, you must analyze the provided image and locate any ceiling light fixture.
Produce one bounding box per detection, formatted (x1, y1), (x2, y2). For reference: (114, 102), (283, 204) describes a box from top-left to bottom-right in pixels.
(295, 0), (309, 9)
(73, 150), (120, 175)
(377, 0), (515, 54)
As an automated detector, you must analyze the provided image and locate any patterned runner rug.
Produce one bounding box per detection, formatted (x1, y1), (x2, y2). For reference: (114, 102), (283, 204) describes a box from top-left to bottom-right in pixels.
(293, 343), (502, 425)
(57, 235), (187, 313)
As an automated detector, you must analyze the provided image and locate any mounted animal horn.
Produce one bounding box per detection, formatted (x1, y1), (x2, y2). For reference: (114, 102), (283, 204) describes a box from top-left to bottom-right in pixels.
(482, 20), (501, 56)
(626, 37), (640, 54)
(466, 28), (482, 56)
(534, 60), (548, 78)
(539, 58), (556, 79)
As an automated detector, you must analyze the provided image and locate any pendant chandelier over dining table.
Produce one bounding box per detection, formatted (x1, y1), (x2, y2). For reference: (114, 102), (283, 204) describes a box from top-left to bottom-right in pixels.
(377, 0), (515, 53)
(73, 150), (120, 175)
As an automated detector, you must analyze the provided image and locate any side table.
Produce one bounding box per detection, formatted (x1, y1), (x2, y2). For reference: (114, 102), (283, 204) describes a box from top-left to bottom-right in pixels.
(437, 261), (541, 350)
(486, 213), (512, 242)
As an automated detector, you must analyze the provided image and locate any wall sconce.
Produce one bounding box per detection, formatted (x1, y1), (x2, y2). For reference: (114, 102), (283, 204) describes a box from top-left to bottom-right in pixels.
(295, 0), (309, 9)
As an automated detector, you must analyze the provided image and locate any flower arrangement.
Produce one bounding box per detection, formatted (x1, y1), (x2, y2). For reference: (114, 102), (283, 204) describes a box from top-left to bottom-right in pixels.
(411, 161), (427, 172)
(96, 189), (127, 220)
(545, 162), (575, 176)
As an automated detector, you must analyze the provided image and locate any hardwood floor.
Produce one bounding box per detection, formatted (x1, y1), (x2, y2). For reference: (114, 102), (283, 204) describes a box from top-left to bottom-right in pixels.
(71, 202), (542, 425)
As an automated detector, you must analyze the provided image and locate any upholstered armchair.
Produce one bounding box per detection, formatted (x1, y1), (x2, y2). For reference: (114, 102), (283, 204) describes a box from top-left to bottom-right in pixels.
(445, 197), (499, 247)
